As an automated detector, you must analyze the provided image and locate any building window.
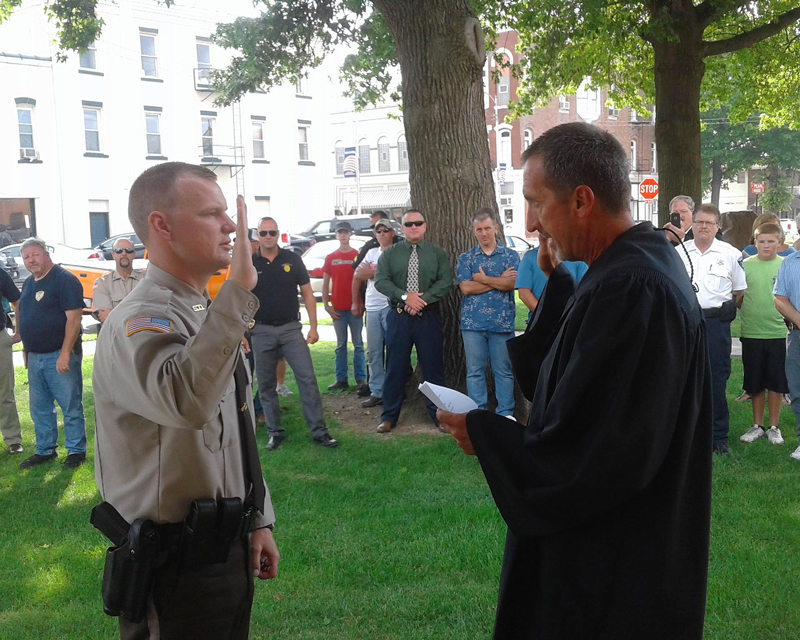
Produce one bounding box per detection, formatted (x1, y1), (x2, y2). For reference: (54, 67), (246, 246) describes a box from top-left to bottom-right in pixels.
(378, 137), (390, 172)
(252, 121), (265, 159)
(79, 43), (97, 70)
(84, 108), (101, 151)
(630, 109), (638, 121)
(298, 126), (309, 161)
(558, 96), (569, 111)
(499, 130), (512, 167)
(196, 40), (211, 86)
(18, 107), (36, 158)
(500, 181), (514, 195)
(201, 116), (214, 156)
(523, 129), (533, 150)
(140, 32), (158, 77)
(295, 75), (308, 95)
(608, 105), (618, 119)
(630, 140), (637, 171)
(497, 75), (510, 106)
(335, 142), (344, 175)
(398, 135), (408, 172)
(145, 112), (161, 155)
(358, 138), (370, 174)
(651, 142), (657, 172)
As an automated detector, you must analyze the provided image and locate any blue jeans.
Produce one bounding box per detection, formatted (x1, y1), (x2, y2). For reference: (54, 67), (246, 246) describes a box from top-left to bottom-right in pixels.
(27, 350), (86, 455)
(365, 306), (390, 398)
(785, 330), (800, 440)
(461, 330), (515, 416)
(332, 309), (366, 383)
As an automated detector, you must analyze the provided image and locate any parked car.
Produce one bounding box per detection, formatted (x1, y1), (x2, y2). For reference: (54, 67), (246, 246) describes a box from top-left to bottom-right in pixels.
(3, 242), (98, 287)
(0, 251), (19, 282)
(285, 216), (401, 255)
(90, 232), (145, 260)
(302, 237), (368, 297)
(503, 235), (535, 259)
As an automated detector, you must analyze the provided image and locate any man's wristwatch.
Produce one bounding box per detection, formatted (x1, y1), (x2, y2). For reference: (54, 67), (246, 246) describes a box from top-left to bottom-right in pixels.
(400, 293), (408, 301)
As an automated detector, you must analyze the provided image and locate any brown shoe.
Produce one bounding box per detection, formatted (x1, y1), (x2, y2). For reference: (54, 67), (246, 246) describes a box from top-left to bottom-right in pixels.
(376, 421), (394, 433)
(9, 443), (23, 454)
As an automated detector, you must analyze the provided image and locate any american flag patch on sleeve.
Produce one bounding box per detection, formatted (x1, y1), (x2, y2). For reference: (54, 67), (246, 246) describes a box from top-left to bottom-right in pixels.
(126, 316), (172, 336)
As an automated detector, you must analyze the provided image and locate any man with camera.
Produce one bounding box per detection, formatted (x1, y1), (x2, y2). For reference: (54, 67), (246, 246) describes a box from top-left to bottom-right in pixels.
(92, 162), (278, 639)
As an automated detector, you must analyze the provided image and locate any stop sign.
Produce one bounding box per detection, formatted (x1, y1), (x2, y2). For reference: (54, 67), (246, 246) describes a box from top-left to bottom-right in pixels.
(639, 178), (659, 200)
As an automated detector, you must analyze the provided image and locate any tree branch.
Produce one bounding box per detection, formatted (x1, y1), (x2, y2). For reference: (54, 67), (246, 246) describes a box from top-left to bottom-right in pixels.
(703, 6), (800, 57)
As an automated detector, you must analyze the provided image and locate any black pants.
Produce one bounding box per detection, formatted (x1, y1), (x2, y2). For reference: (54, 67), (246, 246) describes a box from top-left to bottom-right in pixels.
(705, 316), (732, 445)
(381, 307), (446, 423)
(118, 537), (253, 640)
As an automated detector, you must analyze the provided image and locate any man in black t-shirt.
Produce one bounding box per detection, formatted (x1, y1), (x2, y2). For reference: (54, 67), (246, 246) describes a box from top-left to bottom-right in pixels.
(17, 238), (87, 469)
(0, 267), (23, 454)
(250, 217), (337, 451)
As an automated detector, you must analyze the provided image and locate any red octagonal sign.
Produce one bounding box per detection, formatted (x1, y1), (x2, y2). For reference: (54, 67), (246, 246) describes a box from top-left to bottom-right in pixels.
(639, 178), (659, 200)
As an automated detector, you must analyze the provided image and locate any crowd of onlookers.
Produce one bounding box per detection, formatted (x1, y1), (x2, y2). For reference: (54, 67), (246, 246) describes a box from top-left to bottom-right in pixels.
(4, 198), (800, 463)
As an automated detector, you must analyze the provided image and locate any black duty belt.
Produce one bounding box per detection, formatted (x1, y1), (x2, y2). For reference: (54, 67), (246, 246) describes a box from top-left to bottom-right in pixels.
(255, 318), (298, 327)
(702, 307), (722, 319)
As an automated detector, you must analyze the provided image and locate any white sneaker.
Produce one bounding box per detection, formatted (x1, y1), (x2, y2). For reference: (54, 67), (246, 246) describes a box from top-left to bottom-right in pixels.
(276, 384), (293, 397)
(503, 415), (517, 422)
(766, 426), (785, 445)
(740, 425), (765, 443)
(790, 446), (800, 461)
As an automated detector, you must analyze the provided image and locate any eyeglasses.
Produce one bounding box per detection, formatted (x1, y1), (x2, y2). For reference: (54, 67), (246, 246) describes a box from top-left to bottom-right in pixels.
(693, 221), (718, 228)
(375, 228), (392, 234)
(113, 248), (135, 255)
(403, 221), (425, 228)
(259, 230), (278, 237)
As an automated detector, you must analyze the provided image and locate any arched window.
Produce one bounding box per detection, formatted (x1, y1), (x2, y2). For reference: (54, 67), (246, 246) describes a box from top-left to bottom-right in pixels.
(378, 136), (390, 172)
(630, 140), (637, 171)
(398, 134), (408, 172)
(499, 130), (512, 167)
(358, 138), (371, 174)
(523, 129), (533, 151)
(335, 141), (344, 175)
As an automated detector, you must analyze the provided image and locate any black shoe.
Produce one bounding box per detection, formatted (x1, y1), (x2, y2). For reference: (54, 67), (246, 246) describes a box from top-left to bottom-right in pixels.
(712, 442), (730, 456)
(356, 384), (372, 397)
(327, 380), (349, 391)
(265, 435), (284, 451)
(313, 434), (339, 448)
(360, 395), (383, 408)
(63, 453), (86, 468)
(19, 452), (57, 470)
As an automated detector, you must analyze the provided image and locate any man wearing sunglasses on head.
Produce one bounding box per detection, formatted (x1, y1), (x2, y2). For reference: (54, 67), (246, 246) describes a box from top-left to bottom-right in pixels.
(373, 209), (454, 433)
(92, 238), (145, 323)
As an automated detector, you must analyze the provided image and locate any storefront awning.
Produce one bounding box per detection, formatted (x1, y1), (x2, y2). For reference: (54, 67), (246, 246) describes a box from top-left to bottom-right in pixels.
(356, 187), (411, 209)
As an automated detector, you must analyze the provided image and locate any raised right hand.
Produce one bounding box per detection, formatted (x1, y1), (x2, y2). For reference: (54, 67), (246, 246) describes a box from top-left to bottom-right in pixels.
(228, 195), (258, 291)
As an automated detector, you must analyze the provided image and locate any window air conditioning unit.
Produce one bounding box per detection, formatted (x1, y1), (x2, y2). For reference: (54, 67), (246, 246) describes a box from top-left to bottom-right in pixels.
(19, 148), (39, 160)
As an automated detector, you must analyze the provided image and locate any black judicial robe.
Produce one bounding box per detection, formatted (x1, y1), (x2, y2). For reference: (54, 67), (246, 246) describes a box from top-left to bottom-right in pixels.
(467, 223), (712, 640)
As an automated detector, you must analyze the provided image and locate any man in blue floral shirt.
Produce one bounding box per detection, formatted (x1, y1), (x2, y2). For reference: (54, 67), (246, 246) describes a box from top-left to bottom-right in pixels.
(456, 209), (520, 418)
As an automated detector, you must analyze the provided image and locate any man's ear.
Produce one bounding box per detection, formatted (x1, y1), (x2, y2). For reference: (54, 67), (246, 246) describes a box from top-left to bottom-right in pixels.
(148, 211), (172, 242)
(573, 185), (596, 220)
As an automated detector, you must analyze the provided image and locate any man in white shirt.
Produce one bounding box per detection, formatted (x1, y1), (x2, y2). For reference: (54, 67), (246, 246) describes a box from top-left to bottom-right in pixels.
(351, 219), (395, 408)
(677, 203), (747, 455)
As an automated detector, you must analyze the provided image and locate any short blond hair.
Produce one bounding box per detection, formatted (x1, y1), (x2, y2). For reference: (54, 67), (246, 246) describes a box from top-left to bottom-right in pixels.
(754, 223), (783, 243)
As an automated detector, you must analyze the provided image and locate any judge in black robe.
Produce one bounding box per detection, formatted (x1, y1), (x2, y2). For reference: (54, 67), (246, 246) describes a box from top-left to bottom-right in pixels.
(440, 123), (712, 640)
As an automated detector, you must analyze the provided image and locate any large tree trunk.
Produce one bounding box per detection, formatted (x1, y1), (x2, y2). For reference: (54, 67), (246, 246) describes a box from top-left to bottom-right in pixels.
(653, 36), (705, 226)
(374, 0), (496, 390)
(710, 159), (722, 207)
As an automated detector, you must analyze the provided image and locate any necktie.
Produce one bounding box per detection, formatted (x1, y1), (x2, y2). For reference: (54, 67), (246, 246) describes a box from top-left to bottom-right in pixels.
(407, 244), (420, 293)
(233, 356), (266, 514)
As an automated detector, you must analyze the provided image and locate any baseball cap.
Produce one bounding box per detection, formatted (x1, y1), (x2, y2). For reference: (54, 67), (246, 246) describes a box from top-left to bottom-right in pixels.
(373, 218), (394, 231)
(335, 220), (354, 232)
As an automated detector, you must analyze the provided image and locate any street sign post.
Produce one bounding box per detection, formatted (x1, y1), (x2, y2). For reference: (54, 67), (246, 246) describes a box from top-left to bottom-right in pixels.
(639, 178), (659, 200)
(750, 183), (765, 194)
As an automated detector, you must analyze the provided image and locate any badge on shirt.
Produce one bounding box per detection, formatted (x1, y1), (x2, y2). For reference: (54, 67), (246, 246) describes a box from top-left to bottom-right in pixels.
(283, 263), (291, 273)
(192, 304), (205, 311)
(126, 317), (172, 336)
(35, 291), (44, 302)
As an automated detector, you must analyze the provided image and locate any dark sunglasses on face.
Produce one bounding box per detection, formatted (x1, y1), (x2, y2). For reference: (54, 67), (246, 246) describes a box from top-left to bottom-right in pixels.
(113, 248), (136, 255)
(403, 221), (425, 228)
(375, 228), (392, 234)
(259, 230), (278, 237)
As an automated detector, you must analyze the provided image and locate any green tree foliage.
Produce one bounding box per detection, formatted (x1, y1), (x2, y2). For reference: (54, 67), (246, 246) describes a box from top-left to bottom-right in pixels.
(760, 179), (793, 213)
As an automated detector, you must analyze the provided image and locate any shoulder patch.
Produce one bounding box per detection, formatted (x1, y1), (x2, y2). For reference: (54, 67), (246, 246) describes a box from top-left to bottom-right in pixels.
(126, 316), (172, 336)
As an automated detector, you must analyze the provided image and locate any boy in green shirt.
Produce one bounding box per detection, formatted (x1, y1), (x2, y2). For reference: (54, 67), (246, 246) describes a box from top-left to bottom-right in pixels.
(739, 223), (789, 445)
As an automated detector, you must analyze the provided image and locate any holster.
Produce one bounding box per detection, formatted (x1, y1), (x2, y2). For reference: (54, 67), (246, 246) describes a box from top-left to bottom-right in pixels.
(719, 298), (737, 323)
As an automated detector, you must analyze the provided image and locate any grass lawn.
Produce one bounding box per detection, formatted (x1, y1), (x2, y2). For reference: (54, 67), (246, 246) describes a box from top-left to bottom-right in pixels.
(1, 346), (798, 639)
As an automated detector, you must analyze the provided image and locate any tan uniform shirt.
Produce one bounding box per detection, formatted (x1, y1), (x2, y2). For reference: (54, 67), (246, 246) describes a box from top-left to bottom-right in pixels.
(91, 269), (145, 321)
(93, 264), (275, 529)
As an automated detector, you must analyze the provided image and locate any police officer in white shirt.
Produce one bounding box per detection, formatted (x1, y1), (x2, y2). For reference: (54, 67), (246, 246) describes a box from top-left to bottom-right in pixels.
(677, 203), (746, 455)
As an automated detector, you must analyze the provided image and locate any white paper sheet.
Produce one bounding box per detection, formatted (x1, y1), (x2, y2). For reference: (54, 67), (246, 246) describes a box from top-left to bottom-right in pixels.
(418, 381), (478, 413)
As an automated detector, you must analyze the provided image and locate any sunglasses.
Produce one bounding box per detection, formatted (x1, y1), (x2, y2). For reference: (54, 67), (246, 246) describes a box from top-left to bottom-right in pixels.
(403, 221), (425, 228)
(259, 230), (279, 237)
(113, 248), (135, 255)
(375, 228), (392, 234)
